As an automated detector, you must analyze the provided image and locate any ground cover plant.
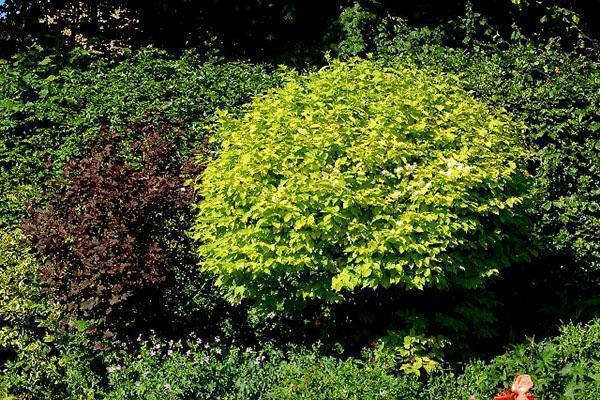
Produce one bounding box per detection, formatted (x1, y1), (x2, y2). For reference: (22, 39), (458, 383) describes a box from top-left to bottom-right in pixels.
(0, 1), (598, 399)
(1, 301), (598, 399)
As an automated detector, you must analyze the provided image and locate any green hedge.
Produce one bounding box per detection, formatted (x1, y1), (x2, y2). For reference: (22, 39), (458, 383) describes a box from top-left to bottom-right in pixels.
(0, 46), (281, 228)
(409, 44), (600, 271)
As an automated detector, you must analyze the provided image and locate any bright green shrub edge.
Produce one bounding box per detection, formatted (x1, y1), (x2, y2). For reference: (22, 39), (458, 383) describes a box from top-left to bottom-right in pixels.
(193, 58), (534, 308)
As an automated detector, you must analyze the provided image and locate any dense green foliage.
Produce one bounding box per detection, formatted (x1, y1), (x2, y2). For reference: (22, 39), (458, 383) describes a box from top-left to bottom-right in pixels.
(193, 58), (532, 308)
(0, 230), (46, 337)
(447, 47), (599, 270)
(335, 4), (600, 270)
(0, 47), (281, 228)
(0, 230), (97, 398)
(2, 300), (598, 400)
(403, 46), (600, 270)
(1, 1), (598, 398)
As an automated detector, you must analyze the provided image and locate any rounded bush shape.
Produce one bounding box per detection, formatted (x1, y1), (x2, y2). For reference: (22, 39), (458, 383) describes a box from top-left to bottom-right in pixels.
(193, 59), (531, 308)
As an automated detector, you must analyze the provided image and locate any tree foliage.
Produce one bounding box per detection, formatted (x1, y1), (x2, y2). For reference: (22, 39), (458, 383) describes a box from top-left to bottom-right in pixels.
(2, 1), (596, 59)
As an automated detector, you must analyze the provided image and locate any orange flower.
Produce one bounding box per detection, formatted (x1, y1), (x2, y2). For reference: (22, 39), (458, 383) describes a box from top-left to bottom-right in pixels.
(512, 375), (534, 400)
(493, 375), (534, 400)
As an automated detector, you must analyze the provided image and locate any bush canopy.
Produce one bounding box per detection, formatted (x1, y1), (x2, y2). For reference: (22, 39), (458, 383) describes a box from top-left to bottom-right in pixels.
(193, 59), (533, 309)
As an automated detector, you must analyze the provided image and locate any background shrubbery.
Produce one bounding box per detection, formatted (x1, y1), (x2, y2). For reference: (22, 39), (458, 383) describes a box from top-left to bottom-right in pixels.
(0, 47), (281, 228)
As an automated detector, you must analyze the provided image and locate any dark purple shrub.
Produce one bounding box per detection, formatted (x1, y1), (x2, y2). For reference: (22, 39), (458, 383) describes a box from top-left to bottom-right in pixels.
(22, 124), (204, 332)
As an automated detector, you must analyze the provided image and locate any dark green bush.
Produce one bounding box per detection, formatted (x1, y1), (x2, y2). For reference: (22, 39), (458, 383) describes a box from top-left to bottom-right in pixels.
(462, 46), (599, 270)
(421, 44), (599, 271)
(0, 46), (282, 228)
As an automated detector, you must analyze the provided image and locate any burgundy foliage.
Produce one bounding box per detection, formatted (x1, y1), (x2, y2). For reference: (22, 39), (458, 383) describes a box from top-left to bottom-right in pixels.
(23, 124), (202, 328)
